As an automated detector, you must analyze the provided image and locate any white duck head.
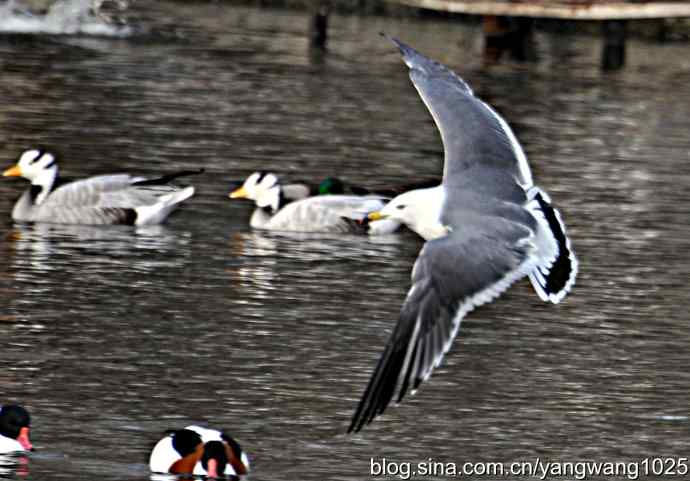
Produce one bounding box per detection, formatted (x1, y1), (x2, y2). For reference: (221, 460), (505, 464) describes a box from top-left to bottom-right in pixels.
(229, 171), (281, 212)
(3, 148), (59, 204)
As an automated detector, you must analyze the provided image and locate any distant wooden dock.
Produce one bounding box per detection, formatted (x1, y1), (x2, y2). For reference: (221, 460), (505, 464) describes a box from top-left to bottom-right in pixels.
(309, 1), (690, 68)
(391, 1), (690, 20)
(383, 1), (690, 68)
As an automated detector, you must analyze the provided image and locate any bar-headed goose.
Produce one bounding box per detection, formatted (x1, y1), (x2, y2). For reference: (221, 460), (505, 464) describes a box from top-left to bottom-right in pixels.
(228, 171), (400, 234)
(3, 148), (198, 226)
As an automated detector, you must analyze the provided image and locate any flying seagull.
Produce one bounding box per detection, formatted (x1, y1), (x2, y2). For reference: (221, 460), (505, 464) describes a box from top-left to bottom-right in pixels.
(348, 38), (577, 432)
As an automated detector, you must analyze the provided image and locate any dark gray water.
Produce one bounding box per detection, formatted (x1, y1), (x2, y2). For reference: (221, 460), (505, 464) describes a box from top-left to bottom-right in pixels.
(2, 2), (690, 480)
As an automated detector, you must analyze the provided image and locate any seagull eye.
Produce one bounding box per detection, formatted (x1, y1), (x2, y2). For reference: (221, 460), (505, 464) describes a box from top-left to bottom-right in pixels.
(396, 205), (405, 210)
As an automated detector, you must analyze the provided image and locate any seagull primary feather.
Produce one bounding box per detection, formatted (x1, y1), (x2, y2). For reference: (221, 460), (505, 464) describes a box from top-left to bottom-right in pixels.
(348, 38), (578, 432)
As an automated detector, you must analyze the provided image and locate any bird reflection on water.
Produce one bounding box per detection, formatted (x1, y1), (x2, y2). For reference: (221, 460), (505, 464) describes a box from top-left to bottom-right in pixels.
(6, 223), (192, 276)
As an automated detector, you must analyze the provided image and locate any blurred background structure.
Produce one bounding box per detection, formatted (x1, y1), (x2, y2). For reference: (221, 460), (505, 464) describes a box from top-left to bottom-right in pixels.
(301, 0), (690, 67)
(4, 1), (690, 65)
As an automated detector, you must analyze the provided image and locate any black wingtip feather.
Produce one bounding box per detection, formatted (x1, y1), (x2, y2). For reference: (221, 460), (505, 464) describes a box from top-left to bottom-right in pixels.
(379, 32), (412, 58)
(348, 326), (417, 433)
(132, 168), (205, 186)
(348, 343), (394, 433)
(533, 191), (575, 297)
(390, 37), (411, 57)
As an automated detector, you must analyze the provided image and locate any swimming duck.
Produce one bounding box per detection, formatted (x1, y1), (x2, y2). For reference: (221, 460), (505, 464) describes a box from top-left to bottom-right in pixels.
(149, 425), (249, 478)
(0, 405), (32, 453)
(228, 171), (400, 234)
(3, 148), (198, 225)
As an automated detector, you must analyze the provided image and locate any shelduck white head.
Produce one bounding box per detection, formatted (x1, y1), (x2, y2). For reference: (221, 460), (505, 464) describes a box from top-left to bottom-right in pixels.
(149, 425), (249, 478)
(0, 405), (33, 453)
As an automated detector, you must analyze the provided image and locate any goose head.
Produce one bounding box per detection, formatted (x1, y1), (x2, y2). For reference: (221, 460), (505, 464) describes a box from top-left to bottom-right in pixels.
(4, 148), (59, 205)
(229, 171), (281, 212)
(4, 148), (58, 185)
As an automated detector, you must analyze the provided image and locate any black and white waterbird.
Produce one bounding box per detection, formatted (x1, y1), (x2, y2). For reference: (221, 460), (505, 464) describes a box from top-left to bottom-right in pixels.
(0, 405), (32, 453)
(3, 148), (198, 225)
(229, 171), (401, 234)
(349, 38), (578, 432)
(149, 425), (250, 478)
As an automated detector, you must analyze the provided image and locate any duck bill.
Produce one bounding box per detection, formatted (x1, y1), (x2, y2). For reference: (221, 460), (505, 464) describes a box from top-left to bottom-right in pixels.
(3, 165), (22, 177)
(206, 458), (219, 478)
(18, 426), (32, 451)
(367, 211), (389, 222)
(229, 186), (248, 199)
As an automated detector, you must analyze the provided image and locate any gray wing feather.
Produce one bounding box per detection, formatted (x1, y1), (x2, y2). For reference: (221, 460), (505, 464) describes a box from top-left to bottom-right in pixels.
(267, 195), (387, 233)
(392, 39), (532, 191)
(44, 175), (153, 207)
(349, 217), (535, 432)
(31, 175), (180, 224)
(440, 165), (533, 228)
(32, 206), (134, 224)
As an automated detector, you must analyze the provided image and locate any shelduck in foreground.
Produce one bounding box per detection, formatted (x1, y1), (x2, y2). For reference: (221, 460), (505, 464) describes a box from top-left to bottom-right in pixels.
(149, 425), (250, 478)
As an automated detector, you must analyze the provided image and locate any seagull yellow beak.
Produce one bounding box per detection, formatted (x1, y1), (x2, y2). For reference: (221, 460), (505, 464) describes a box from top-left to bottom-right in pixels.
(2, 165), (22, 177)
(368, 211), (389, 222)
(229, 186), (248, 199)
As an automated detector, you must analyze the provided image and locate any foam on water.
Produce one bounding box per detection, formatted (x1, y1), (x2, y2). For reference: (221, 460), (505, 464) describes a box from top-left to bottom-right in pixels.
(0, 0), (132, 36)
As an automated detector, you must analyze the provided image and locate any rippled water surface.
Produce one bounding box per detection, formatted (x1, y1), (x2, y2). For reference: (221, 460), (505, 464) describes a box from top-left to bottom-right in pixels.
(2, 2), (690, 480)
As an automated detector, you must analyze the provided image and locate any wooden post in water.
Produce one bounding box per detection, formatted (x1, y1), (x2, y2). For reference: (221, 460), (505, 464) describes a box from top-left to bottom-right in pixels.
(483, 15), (536, 63)
(483, 15), (509, 63)
(512, 17), (537, 62)
(310, 1), (330, 49)
(388, 0), (690, 69)
(601, 20), (627, 70)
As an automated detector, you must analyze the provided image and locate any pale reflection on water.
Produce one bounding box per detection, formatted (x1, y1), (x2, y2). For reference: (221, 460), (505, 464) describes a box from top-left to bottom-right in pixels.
(1, 2), (690, 481)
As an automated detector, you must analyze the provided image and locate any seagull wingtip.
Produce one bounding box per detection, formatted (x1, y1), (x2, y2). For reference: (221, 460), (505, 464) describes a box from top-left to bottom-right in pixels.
(388, 35), (409, 54)
(381, 35), (419, 70)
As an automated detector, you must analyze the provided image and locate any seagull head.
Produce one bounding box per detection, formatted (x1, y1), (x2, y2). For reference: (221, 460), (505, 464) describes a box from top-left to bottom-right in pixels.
(3, 148), (58, 184)
(369, 186), (446, 240)
(229, 171), (281, 212)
